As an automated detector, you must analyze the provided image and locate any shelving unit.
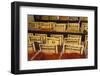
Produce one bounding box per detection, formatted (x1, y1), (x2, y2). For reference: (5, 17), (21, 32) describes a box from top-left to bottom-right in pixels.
(28, 15), (88, 60)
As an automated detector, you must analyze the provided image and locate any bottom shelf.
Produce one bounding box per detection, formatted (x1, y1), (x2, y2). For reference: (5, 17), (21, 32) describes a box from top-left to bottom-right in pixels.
(28, 51), (87, 61)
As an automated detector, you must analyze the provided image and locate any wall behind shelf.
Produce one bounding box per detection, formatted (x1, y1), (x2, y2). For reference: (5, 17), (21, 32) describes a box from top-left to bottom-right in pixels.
(0, 0), (99, 76)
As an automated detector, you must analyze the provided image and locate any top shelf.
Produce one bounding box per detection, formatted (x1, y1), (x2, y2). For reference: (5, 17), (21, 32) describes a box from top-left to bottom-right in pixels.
(33, 15), (88, 23)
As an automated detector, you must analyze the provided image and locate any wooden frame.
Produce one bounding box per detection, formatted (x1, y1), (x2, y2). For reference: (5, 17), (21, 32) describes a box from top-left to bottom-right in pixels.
(11, 1), (98, 74)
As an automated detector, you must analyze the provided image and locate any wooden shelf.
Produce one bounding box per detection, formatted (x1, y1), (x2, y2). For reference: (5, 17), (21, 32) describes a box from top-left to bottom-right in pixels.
(28, 30), (87, 35)
(35, 19), (81, 23)
(34, 15), (88, 23)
